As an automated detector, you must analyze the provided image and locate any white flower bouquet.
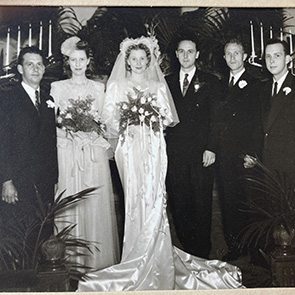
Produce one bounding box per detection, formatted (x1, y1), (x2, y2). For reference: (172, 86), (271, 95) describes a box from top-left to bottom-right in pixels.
(57, 95), (106, 135)
(117, 87), (169, 141)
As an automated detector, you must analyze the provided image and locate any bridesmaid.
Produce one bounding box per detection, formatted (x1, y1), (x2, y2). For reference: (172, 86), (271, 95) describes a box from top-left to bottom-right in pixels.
(50, 36), (120, 270)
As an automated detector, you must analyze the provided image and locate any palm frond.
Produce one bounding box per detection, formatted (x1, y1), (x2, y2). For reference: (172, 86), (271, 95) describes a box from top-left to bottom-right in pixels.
(57, 7), (82, 35)
(241, 160), (295, 249)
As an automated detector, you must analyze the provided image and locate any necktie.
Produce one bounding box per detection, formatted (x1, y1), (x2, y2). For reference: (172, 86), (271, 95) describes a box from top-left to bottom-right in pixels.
(182, 73), (189, 96)
(272, 82), (278, 97)
(229, 76), (235, 88)
(35, 90), (41, 113)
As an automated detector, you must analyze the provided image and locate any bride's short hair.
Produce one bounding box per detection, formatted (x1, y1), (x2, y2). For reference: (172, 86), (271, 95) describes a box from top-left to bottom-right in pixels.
(125, 43), (151, 71)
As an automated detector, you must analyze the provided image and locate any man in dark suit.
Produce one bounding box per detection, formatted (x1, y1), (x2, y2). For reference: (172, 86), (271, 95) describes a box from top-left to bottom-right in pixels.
(1, 46), (58, 238)
(165, 37), (221, 259)
(216, 37), (262, 261)
(257, 39), (295, 176)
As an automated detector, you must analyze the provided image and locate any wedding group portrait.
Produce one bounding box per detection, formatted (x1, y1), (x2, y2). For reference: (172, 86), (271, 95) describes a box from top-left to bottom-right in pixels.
(0, 5), (295, 293)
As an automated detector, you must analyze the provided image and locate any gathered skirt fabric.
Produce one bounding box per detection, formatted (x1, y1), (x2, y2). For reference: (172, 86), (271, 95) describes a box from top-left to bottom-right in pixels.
(78, 126), (243, 291)
(55, 129), (120, 270)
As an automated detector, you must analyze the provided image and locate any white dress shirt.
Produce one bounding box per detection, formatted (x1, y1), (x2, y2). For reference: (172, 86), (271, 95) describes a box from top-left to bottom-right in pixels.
(229, 68), (245, 86)
(273, 71), (289, 95)
(21, 81), (40, 106)
(179, 67), (196, 93)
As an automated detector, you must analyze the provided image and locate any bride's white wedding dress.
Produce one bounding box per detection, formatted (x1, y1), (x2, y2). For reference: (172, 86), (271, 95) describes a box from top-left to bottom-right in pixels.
(77, 79), (243, 291)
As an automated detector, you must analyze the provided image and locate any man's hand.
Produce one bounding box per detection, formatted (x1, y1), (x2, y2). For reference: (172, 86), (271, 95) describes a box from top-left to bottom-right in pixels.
(244, 154), (257, 169)
(2, 180), (18, 204)
(203, 150), (216, 167)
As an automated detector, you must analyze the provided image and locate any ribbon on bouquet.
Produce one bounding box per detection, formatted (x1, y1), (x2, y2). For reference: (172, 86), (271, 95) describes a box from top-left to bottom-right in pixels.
(57, 129), (110, 187)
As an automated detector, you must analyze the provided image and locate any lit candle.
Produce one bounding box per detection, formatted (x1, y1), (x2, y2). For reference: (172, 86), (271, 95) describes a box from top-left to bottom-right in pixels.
(17, 26), (21, 56)
(48, 20), (52, 57)
(280, 28), (283, 41)
(270, 26), (273, 39)
(260, 23), (264, 57)
(28, 23), (32, 46)
(5, 27), (10, 66)
(39, 21), (43, 50)
(250, 21), (256, 57)
(289, 30), (293, 56)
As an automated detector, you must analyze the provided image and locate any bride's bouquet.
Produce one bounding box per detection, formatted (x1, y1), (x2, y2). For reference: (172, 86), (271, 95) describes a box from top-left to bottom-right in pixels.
(117, 87), (169, 141)
(57, 95), (106, 135)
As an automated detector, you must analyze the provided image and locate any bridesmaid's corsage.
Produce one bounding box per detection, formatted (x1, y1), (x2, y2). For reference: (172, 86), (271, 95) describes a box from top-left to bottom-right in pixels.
(117, 87), (169, 143)
(56, 95), (106, 135)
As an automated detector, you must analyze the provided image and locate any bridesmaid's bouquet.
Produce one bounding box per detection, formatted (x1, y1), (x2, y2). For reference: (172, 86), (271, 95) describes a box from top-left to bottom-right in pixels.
(57, 95), (106, 135)
(117, 87), (169, 140)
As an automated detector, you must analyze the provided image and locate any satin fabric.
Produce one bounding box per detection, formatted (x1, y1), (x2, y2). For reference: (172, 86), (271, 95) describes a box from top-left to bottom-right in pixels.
(50, 79), (120, 270)
(77, 82), (243, 291)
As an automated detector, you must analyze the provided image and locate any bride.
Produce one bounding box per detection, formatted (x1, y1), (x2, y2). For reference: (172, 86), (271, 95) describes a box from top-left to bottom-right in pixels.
(77, 36), (244, 291)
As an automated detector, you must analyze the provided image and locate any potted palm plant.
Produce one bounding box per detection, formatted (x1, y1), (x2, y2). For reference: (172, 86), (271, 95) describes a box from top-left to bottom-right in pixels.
(242, 161), (295, 251)
(241, 161), (295, 286)
(0, 187), (99, 291)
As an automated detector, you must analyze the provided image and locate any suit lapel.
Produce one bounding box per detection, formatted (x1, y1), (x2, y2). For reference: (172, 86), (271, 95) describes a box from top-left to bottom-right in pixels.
(17, 84), (40, 118)
(223, 71), (248, 106)
(265, 73), (294, 132)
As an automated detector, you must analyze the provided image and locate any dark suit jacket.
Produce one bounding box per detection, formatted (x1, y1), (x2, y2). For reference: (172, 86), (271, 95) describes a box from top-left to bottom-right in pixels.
(165, 70), (221, 159)
(261, 72), (295, 175)
(218, 70), (263, 162)
(1, 83), (58, 189)
(0, 91), (10, 185)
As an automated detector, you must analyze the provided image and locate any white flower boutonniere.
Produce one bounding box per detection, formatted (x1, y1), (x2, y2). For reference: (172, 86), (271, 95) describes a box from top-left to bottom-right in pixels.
(46, 100), (55, 109)
(193, 77), (205, 93)
(238, 80), (248, 89)
(283, 87), (292, 95)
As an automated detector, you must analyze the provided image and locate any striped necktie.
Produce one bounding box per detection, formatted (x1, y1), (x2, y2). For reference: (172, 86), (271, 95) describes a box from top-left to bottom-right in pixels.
(182, 73), (189, 96)
(229, 76), (234, 88)
(35, 90), (41, 113)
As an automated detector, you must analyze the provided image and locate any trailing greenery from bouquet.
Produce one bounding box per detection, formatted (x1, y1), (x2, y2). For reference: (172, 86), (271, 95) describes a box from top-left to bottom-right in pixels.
(117, 87), (169, 143)
(241, 160), (295, 249)
(0, 187), (99, 281)
(56, 95), (106, 136)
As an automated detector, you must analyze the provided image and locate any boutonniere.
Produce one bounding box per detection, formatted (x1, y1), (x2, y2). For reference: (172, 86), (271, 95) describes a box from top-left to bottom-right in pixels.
(46, 100), (55, 109)
(238, 80), (247, 89)
(193, 77), (205, 93)
(283, 87), (292, 95)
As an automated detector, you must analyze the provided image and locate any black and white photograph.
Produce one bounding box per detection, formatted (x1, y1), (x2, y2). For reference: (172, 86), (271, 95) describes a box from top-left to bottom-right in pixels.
(0, 4), (295, 293)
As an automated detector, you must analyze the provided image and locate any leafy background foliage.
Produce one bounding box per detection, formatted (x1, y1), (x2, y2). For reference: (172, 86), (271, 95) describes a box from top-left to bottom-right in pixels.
(0, 6), (292, 88)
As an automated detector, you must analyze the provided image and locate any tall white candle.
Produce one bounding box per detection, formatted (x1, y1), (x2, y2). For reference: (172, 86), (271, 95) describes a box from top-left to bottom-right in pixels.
(260, 23), (264, 57)
(48, 20), (52, 57)
(289, 30), (293, 56)
(17, 26), (21, 56)
(250, 21), (256, 57)
(5, 28), (10, 66)
(28, 23), (32, 46)
(270, 26), (273, 39)
(39, 21), (43, 50)
(280, 28), (283, 41)
(289, 30), (294, 71)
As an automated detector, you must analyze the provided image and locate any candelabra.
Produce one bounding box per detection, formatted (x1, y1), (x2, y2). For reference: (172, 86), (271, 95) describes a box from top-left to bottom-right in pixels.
(1, 20), (53, 79)
(248, 21), (294, 74)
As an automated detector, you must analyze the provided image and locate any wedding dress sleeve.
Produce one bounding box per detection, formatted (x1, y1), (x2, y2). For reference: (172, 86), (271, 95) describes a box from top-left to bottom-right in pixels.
(101, 81), (122, 139)
(155, 81), (176, 127)
(50, 80), (63, 113)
